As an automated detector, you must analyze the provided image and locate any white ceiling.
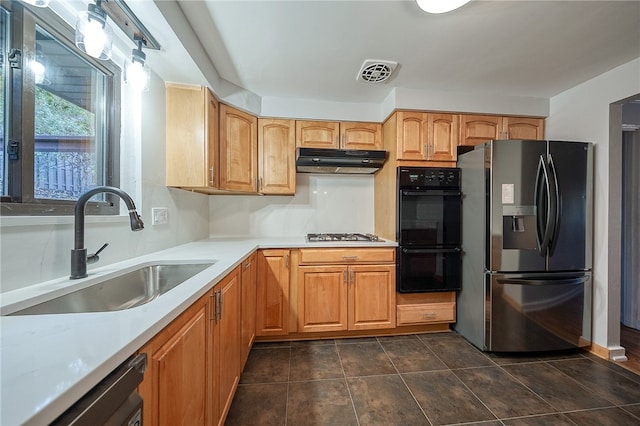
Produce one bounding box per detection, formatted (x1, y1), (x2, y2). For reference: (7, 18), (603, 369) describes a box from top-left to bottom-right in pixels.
(172, 0), (640, 105)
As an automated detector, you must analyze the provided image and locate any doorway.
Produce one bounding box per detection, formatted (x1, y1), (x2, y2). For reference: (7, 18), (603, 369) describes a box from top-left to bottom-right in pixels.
(620, 98), (640, 373)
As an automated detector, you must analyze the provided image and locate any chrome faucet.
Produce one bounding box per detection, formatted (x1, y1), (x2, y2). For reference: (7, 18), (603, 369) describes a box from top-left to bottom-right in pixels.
(70, 186), (144, 279)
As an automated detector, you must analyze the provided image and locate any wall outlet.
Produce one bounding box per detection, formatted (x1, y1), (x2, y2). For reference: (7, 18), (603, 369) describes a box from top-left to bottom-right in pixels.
(151, 207), (169, 225)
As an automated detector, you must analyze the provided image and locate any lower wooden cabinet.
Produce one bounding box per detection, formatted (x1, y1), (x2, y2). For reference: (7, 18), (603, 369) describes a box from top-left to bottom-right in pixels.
(137, 266), (242, 426)
(138, 292), (210, 426)
(396, 292), (456, 326)
(214, 267), (242, 426)
(240, 253), (257, 368)
(297, 248), (396, 333)
(256, 249), (290, 336)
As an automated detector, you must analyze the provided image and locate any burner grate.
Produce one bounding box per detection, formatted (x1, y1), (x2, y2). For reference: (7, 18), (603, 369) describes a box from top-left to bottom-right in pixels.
(307, 233), (380, 242)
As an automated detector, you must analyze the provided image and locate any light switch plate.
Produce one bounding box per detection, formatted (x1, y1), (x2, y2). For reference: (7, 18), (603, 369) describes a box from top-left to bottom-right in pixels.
(151, 207), (168, 225)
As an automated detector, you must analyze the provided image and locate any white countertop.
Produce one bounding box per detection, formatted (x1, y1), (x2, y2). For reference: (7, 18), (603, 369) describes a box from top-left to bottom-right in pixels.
(0, 237), (396, 426)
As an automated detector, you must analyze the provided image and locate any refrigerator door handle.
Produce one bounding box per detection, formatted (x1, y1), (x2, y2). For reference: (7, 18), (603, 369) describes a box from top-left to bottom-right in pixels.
(534, 155), (554, 256)
(547, 154), (560, 255)
(497, 276), (588, 286)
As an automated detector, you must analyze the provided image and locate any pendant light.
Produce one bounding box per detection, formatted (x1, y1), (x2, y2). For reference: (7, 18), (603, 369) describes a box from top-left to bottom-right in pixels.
(75, 0), (113, 60)
(124, 36), (150, 92)
(416, 0), (471, 14)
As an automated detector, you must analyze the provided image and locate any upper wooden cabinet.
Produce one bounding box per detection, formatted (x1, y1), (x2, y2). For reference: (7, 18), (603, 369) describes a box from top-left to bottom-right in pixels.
(166, 84), (219, 189)
(341, 122), (383, 150)
(296, 120), (383, 150)
(258, 119), (296, 195)
(296, 120), (340, 148)
(389, 111), (457, 162)
(503, 116), (545, 140)
(459, 114), (544, 146)
(220, 104), (258, 193)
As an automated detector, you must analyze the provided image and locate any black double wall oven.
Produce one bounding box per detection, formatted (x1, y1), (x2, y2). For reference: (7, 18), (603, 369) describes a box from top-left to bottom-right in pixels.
(397, 167), (462, 293)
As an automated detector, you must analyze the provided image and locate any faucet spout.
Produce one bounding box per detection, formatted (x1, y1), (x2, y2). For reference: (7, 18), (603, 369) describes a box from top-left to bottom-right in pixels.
(71, 186), (144, 279)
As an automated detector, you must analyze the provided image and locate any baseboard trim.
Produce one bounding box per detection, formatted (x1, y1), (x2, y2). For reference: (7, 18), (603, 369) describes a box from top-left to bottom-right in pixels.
(588, 341), (628, 362)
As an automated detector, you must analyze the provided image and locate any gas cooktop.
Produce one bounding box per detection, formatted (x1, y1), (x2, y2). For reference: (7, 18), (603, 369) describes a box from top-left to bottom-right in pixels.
(307, 233), (381, 242)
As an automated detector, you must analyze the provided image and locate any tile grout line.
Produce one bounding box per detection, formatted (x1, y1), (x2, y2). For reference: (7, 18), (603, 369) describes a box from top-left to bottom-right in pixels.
(376, 335), (435, 426)
(335, 340), (362, 426)
(284, 346), (291, 426)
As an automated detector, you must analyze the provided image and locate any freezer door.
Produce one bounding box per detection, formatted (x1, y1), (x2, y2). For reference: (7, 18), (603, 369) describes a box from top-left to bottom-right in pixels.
(487, 272), (592, 352)
(547, 141), (593, 271)
(489, 140), (546, 272)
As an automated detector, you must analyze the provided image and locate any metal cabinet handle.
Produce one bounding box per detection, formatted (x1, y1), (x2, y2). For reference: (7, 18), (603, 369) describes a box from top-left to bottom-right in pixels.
(349, 269), (354, 285)
(343, 269), (347, 284)
(243, 262), (251, 271)
(285, 254), (289, 268)
(209, 166), (215, 185)
(342, 256), (357, 261)
(214, 291), (218, 321)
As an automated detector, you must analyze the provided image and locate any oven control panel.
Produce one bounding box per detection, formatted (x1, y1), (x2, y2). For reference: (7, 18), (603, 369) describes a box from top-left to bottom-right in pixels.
(398, 167), (460, 189)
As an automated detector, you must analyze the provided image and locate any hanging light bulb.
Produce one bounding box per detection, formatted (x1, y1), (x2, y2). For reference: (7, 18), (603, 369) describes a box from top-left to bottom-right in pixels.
(124, 36), (150, 92)
(22, 0), (51, 7)
(75, 0), (113, 60)
(31, 43), (47, 85)
(416, 0), (472, 14)
(31, 60), (45, 84)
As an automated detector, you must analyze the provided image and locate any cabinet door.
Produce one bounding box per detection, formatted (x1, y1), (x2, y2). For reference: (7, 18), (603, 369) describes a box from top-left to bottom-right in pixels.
(258, 119), (296, 195)
(296, 120), (340, 148)
(348, 265), (396, 330)
(166, 84), (216, 188)
(427, 113), (458, 162)
(298, 266), (348, 333)
(138, 294), (210, 426)
(256, 249), (290, 336)
(215, 267), (242, 426)
(459, 114), (502, 146)
(341, 122), (383, 150)
(396, 111), (428, 160)
(502, 117), (544, 140)
(220, 104), (258, 192)
(240, 253), (257, 368)
(206, 89), (220, 187)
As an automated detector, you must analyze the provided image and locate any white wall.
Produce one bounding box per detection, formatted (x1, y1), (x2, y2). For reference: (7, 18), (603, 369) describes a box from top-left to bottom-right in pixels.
(546, 58), (640, 356)
(209, 174), (374, 237)
(0, 72), (210, 293)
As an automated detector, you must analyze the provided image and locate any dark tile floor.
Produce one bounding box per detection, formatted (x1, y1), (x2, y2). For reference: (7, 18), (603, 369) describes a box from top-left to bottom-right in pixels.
(225, 333), (640, 426)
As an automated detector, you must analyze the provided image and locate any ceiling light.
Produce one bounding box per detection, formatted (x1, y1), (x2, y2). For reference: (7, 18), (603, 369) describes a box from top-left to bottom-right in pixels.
(416, 0), (471, 14)
(124, 36), (150, 92)
(21, 0), (50, 7)
(75, 0), (113, 60)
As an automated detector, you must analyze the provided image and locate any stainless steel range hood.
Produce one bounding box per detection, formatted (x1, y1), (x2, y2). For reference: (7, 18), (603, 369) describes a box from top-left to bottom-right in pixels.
(295, 148), (387, 174)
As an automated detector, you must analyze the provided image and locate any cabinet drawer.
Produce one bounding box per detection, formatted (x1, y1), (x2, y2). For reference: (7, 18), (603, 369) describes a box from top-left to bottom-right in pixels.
(397, 302), (455, 325)
(299, 248), (395, 264)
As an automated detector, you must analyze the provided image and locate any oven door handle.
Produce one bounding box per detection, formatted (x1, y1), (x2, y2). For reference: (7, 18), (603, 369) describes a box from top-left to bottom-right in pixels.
(401, 247), (461, 254)
(401, 190), (461, 197)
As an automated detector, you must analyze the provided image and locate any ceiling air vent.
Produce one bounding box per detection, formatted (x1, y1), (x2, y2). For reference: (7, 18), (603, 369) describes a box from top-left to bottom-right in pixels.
(357, 59), (398, 83)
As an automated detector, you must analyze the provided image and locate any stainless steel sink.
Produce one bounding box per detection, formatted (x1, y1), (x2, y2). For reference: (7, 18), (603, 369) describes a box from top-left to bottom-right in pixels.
(9, 262), (215, 315)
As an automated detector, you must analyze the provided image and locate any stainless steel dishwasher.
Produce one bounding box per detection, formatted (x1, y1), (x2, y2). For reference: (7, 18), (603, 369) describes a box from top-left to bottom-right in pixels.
(51, 353), (147, 426)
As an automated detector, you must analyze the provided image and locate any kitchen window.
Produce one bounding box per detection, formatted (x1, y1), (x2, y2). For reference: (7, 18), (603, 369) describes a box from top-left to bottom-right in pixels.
(1, 2), (120, 216)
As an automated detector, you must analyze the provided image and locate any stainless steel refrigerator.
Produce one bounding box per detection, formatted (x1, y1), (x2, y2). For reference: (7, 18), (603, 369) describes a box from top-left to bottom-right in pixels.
(456, 140), (593, 352)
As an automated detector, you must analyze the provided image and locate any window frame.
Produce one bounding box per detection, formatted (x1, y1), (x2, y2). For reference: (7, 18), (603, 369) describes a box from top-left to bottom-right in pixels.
(1, 1), (121, 216)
